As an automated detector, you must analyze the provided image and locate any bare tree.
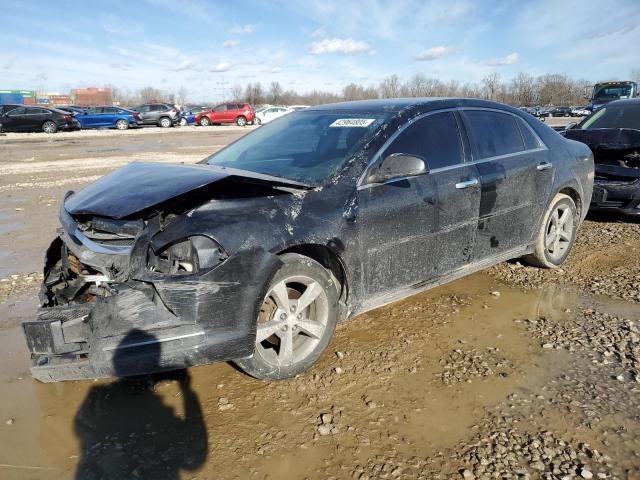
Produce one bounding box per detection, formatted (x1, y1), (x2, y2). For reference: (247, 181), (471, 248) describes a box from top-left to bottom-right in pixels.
(379, 75), (401, 98)
(482, 72), (501, 100)
(231, 84), (243, 101)
(268, 81), (283, 104)
(176, 86), (188, 106)
(139, 86), (164, 103)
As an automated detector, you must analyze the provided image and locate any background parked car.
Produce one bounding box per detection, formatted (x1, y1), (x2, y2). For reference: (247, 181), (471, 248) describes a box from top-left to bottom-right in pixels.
(255, 106), (292, 125)
(76, 106), (142, 130)
(179, 105), (209, 126)
(56, 106), (86, 116)
(132, 103), (181, 128)
(196, 102), (255, 126)
(547, 106), (572, 117)
(0, 105), (80, 133)
(288, 105), (310, 111)
(571, 106), (591, 117)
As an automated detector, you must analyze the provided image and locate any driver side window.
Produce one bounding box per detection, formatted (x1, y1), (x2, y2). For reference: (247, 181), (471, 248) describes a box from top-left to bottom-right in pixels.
(384, 112), (463, 170)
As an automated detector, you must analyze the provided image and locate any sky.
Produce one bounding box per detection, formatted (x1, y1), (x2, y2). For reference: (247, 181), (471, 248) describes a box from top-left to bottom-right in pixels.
(1, 0), (639, 101)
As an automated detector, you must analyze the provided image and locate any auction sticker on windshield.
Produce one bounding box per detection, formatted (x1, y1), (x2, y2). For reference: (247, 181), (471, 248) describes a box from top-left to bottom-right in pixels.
(330, 118), (376, 127)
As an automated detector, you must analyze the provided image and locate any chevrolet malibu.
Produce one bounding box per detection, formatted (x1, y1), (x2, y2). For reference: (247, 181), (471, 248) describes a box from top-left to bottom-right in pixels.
(23, 98), (594, 382)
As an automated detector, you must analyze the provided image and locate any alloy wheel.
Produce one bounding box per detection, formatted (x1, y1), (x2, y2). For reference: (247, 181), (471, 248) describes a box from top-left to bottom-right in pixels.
(43, 121), (57, 134)
(255, 275), (328, 367)
(545, 204), (574, 261)
(116, 119), (128, 130)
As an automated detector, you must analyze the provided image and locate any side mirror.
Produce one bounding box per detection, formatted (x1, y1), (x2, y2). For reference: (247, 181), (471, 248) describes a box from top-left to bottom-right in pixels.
(366, 153), (428, 185)
(564, 122), (577, 130)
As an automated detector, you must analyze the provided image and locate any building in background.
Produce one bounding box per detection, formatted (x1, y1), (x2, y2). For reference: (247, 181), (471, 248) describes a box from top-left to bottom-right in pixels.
(0, 89), (36, 105)
(72, 87), (112, 106)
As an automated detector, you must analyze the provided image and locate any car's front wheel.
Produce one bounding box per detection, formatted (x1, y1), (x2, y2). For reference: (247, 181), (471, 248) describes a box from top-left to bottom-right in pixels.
(199, 117), (211, 126)
(234, 253), (339, 380)
(524, 193), (578, 268)
(159, 116), (172, 128)
(115, 119), (129, 130)
(236, 116), (247, 126)
(42, 121), (57, 134)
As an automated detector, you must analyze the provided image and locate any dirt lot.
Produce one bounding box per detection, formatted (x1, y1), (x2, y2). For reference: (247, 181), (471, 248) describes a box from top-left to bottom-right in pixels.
(0, 124), (639, 480)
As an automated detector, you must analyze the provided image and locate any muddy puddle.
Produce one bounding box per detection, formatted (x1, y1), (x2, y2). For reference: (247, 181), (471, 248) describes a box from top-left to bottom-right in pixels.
(2, 272), (637, 479)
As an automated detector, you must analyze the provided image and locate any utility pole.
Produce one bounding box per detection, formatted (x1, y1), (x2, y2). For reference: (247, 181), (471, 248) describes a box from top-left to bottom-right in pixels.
(216, 77), (229, 102)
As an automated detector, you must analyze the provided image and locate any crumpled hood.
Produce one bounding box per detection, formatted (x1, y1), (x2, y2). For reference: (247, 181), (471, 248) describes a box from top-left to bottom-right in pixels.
(562, 128), (640, 151)
(64, 162), (312, 219)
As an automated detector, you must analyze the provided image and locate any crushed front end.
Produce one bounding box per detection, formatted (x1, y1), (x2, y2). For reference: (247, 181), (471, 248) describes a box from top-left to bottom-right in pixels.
(23, 195), (278, 382)
(563, 128), (640, 216)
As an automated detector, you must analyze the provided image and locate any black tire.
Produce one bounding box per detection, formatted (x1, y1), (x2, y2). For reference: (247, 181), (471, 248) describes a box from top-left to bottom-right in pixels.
(234, 253), (339, 380)
(42, 121), (57, 134)
(236, 116), (247, 126)
(158, 116), (172, 128)
(199, 116), (211, 126)
(523, 193), (578, 268)
(115, 119), (129, 130)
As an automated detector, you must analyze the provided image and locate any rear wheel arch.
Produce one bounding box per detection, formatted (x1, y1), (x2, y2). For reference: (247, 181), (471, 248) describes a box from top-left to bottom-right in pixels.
(558, 186), (583, 219)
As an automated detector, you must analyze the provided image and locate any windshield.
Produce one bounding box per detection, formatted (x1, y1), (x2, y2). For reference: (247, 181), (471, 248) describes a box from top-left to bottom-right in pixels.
(593, 84), (633, 103)
(205, 111), (390, 184)
(580, 105), (640, 130)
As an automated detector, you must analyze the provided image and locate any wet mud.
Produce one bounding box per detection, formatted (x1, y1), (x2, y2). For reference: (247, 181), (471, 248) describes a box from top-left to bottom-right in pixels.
(0, 129), (639, 479)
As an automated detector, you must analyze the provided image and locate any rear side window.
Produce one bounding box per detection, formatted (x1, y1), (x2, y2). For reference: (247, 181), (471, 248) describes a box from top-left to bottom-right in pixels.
(103, 107), (119, 114)
(384, 111), (463, 170)
(464, 110), (525, 159)
(517, 118), (541, 150)
(8, 107), (26, 115)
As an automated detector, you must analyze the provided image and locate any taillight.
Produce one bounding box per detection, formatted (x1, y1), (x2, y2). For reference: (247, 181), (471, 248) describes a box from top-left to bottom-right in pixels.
(244, 110), (250, 115)
(62, 114), (71, 121)
(172, 108), (178, 113)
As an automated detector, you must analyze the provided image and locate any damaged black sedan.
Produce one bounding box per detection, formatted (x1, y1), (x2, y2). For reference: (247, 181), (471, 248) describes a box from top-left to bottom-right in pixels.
(23, 98), (594, 383)
(563, 99), (640, 216)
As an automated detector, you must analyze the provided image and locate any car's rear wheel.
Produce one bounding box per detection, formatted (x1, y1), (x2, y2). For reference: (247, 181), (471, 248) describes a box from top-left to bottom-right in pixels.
(524, 193), (577, 268)
(115, 119), (129, 130)
(42, 121), (57, 134)
(159, 116), (172, 128)
(180, 118), (188, 126)
(234, 253), (339, 380)
(256, 117), (262, 126)
(236, 116), (247, 126)
(199, 117), (211, 126)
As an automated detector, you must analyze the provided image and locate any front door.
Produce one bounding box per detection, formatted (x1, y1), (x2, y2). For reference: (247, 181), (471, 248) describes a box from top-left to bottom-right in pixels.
(356, 111), (481, 301)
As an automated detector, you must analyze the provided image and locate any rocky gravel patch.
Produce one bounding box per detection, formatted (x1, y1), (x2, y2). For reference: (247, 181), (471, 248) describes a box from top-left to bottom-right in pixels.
(439, 347), (512, 385)
(489, 220), (640, 303)
(0, 272), (42, 303)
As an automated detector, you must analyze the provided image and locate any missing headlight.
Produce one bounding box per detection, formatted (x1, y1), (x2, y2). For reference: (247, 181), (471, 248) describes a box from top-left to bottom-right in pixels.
(147, 236), (227, 274)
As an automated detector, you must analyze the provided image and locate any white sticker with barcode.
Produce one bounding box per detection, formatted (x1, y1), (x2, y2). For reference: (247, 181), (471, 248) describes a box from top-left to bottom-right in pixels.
(329, 118), (375, 127)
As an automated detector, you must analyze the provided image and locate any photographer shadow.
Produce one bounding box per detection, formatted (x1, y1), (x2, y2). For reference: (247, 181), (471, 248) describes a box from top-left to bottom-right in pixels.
(74, 329), (208, 480)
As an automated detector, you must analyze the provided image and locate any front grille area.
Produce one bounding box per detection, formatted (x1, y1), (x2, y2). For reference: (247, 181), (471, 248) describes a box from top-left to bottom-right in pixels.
(75, 217), (143, 249)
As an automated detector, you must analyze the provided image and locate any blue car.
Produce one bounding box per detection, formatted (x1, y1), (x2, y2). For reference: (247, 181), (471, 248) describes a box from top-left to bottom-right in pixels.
(77, 106), (142, 130)
(179, 105), (208, 126)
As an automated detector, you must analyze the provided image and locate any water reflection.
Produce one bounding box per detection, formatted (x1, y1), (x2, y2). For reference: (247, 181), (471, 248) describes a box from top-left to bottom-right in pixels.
(74, 330), (207, 479)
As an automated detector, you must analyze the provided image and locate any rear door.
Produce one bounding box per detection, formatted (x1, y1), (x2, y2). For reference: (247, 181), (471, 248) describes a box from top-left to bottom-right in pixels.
(460, 108), (552, 260)
(101, 107), (120, 127)
(357, 111), (481, 299)
(136, 105), (151, 124)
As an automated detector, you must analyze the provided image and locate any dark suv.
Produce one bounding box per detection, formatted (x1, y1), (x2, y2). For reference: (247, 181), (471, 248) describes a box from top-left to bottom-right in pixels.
(195, 102), (256, 126)
(547, 106), (572, 117)
(132, 103), (181, 128)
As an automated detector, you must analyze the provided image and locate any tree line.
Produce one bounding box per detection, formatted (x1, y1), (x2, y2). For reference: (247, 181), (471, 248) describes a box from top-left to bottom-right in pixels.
(111, 69), (640, 108)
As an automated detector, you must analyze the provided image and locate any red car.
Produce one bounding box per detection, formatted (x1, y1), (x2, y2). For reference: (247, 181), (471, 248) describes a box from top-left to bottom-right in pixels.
(196, 102), (256, 126)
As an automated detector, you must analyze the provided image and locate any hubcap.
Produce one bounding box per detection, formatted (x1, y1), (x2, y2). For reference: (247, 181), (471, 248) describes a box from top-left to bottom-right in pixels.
(545, 204), (574, 261)
(44, 122), (55, 133)
(255, 275), (328, 367)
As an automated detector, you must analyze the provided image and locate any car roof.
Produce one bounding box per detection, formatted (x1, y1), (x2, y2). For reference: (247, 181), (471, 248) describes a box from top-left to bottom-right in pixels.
(306, 97), (521, 114)
(605, 98), (640, 107)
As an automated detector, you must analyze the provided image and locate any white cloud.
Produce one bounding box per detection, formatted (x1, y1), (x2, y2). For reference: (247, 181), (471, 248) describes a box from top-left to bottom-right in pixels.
(223, 39), (239, 48)
(309, 28), (326, 38)
(211, 61), (232, 72)
(308, 38), (373, 55)
(230, 24), (255, 34)
(415, 45), (458, 61)
(484, 52), (519, 66)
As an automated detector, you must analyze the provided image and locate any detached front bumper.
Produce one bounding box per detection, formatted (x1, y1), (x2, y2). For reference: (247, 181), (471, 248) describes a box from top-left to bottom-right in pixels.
(590, 165), (640, 216)
(23, 206), (281, 382)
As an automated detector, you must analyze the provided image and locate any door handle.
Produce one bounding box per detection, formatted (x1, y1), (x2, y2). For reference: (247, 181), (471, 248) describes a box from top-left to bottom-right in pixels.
(455, 178), (479, 189)
(536, 162), (553, 171)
